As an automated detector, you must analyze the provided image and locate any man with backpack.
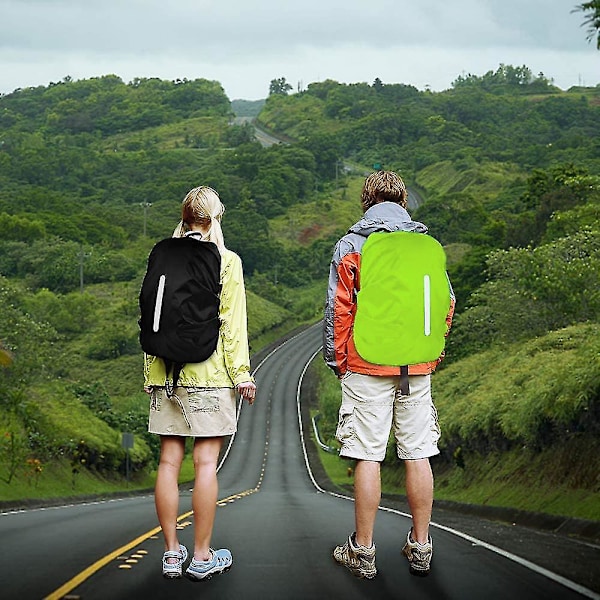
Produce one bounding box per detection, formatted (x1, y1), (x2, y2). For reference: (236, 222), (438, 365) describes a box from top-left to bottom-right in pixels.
(323, 170), (454, 579)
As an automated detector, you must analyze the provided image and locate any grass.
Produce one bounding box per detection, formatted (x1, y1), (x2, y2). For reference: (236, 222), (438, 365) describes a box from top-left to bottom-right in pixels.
(415, 159), (525, 204)
(434, 323), (600, 450)
(430, 447), (600, 520)
(318, 447), (354, 484)
(0, 458), (155, 503)
(310, 323), (600, 523)
(0, 439), (203, 506)
(313, 443), (600, 522)
(246, 288), (292, 338)
(269, 176), (364, 249)
(100, 116), (231, 152)
(3, 200), (598, 523)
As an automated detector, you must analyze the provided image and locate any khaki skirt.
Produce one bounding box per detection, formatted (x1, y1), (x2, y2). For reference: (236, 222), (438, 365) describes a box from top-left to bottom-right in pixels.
(148, 386), (238, 437)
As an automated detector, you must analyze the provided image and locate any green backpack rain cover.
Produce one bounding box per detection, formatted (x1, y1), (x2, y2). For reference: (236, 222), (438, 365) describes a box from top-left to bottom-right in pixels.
(354, 231), (451, 367)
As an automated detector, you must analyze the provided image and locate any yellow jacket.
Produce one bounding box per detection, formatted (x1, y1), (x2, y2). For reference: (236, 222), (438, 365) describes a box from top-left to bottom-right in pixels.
(144, 249), (253, 388)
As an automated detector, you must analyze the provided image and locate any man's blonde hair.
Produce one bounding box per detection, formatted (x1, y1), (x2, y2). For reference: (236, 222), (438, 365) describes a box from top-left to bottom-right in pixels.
(361, 171), (408, 212)
(173, 186), (226, 252)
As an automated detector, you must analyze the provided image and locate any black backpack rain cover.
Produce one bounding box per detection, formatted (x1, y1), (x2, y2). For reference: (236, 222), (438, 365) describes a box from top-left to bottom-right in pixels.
(139, 237), (222, 370)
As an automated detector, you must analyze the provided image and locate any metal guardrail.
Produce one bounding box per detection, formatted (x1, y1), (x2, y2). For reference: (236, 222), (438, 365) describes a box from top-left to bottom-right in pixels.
(312, 414), (335, 453)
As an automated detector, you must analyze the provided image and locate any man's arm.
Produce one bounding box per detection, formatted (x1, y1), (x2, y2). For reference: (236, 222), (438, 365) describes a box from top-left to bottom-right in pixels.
(323, 239), (360, 377)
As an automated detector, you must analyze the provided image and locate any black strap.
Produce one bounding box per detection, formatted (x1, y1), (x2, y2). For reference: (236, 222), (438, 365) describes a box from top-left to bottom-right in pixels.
(172, 363), (183, 390)
(163, 359), (184, 397)
(400, 365), (410, 396)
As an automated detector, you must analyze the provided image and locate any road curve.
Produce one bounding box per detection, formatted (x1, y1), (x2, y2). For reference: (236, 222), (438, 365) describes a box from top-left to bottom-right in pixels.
(232, 116), (283, 147)
(0, 324), (597, 600)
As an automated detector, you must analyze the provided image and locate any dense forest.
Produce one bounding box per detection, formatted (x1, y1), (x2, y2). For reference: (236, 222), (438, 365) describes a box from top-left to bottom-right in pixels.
(0, 67), (598, 515)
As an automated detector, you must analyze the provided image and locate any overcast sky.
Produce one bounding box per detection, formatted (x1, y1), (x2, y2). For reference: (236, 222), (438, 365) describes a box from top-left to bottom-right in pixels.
(0, 0), (597, 100)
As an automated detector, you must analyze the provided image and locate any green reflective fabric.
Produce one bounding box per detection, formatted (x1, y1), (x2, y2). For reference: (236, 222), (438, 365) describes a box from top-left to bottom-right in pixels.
(354, 231), (451, 366)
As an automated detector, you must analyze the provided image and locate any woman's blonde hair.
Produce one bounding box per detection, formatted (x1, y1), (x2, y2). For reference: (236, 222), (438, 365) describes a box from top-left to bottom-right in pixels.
(173, 186), (226, 252)
(360, 171), (408, 212)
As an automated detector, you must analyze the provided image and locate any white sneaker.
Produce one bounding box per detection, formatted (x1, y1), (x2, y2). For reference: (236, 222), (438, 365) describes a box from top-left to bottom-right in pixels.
(185, 548), (233, 581)
(333, 533), (377, 579)
(401, 530), (432, 576)
(162, 544), (188, 579)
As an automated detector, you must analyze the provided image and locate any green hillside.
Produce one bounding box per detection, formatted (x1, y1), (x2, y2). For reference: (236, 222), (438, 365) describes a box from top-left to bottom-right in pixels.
(0, 68), (598, 520)
(312, 322), (599, 521)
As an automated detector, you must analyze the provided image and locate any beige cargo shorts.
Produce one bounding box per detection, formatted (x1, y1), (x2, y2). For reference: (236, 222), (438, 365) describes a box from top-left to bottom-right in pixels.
(148, 386), (237, 437)
(336, 371), (440, 461)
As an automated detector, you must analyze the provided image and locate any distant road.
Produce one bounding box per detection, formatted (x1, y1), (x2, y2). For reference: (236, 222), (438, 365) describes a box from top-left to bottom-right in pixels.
(233, 116), (283, 147)
(406, 188), (422, 210)
(232, 117), (422, 208)
(1, 324), (597, 599)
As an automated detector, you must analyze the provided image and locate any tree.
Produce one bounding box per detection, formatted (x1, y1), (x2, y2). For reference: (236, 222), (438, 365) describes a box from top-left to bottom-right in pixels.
(574, 1), (600, 48)
(449, 229), (600, 359)
(269, 77), (293, 96)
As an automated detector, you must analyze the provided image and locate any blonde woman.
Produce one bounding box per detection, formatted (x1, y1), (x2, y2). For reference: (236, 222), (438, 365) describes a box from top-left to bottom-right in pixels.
(144, 186), (256, 580)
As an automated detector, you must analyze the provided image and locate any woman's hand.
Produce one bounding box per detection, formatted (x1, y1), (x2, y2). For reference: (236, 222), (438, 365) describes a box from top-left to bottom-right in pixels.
(236, 381), (256, 405)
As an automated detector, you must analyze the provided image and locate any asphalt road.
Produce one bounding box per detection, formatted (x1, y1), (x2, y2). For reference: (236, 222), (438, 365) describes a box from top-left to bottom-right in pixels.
(0, 324), (597, 599)
(232, 116), (283, 147)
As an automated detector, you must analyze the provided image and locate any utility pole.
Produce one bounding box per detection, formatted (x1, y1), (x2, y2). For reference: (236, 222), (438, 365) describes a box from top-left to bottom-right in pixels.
(336, 159), (345, 183)
(77, 245), (91, 293)
(140, 202), (152, 237)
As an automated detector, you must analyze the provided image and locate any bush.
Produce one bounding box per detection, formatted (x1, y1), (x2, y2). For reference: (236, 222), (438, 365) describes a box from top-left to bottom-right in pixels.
(434, 323), (600, 452)
(86, 326), (139, 360)
(452, 229), (600, 356)
(35, 386), (153, 474)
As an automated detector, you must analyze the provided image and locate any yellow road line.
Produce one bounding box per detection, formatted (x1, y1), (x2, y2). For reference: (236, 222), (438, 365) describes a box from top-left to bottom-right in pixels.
(44, 492), (253, 600)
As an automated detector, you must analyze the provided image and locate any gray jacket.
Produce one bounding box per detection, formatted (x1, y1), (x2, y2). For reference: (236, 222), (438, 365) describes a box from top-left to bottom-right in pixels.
(323, 202), (453, 377)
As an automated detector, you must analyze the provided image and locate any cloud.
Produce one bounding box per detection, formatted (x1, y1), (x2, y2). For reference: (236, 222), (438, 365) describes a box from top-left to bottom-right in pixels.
(0, 0), (590, 53)
(0, 0), (597, 99)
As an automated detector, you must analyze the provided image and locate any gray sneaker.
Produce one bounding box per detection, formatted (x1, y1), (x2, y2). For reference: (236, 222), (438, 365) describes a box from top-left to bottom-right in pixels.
(162, 544), (188, 579)
(401, 530), (432, 576)
(333, 533), (377, 579)
(185, 548), (233, 581)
